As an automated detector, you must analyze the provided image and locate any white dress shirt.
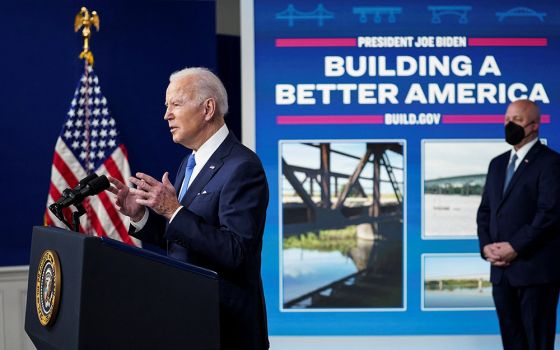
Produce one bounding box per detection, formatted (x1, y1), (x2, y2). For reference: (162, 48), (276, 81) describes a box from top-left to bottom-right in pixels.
(508, 137), (539, 171)
(131, 124), (229, 229)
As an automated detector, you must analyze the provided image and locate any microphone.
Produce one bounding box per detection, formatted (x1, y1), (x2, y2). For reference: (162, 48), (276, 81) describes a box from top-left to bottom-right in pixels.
(51, 173), (98, 209)
(79, 173), (99, 186)
(48, 174), (109, 232)
(57, 173), (98, 203)
(50, 175), (109, 210)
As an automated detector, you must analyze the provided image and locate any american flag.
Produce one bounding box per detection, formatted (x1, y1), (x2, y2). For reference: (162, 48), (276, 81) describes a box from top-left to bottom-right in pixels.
(45, 63), (140, 246)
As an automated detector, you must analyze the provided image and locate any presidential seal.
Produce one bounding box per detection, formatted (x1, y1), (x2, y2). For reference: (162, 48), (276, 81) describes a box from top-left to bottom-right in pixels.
(35, 250), (61, 327)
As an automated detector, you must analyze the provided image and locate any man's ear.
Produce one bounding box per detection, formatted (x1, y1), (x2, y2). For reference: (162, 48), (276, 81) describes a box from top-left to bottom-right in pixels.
(203, 98), (216, 121)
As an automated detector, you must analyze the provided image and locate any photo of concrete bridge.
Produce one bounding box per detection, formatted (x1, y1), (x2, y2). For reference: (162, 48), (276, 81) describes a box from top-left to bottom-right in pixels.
(425, 173), (485, 195)
(423, 140), (510, 238)
(423, 255), (493, 309)
(425, 272), (490, 292)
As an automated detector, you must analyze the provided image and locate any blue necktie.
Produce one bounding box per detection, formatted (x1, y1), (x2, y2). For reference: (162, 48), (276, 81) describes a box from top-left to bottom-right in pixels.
(503, 153), (518, 194)
(178, 153), (196, 202)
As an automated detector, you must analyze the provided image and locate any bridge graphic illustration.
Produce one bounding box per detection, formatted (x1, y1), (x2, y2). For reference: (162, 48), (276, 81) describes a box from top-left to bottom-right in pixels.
(276, 4), (334, 27)
(352, 6), (402, 24)
(496, 7), (547, 22)
(427, 5), (472, 24)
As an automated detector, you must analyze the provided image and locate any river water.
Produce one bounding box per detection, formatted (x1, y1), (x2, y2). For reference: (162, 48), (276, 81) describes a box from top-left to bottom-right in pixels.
(424, 286), (494, 309)
(425, 194), (481, 237)
(283, 248), (357, 303)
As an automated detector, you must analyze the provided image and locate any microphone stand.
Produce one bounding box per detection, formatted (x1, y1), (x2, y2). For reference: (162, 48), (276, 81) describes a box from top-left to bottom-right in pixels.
(49, 203), (73, 231)
(48, 202), (86, 233)
(71, 202), (87, 233)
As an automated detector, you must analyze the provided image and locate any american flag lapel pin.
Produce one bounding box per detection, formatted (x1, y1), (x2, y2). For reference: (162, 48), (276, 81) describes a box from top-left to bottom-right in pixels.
(209, 165), (215, 170)
(524, 159), (529, 163)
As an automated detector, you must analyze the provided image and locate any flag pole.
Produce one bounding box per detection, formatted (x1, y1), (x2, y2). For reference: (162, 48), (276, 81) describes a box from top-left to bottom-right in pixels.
(74, 7), (99, 67)
(75, 7), (100, 233)
(45, 8), (138, 244)
(75, 6), (99, 174)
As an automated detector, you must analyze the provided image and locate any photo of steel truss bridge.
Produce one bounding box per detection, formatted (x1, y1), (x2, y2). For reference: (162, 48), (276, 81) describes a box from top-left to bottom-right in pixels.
(281, 141), (404, 309)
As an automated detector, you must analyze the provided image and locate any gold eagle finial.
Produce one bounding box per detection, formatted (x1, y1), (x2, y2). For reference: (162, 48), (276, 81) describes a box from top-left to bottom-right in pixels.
(74, 7), (100, 66)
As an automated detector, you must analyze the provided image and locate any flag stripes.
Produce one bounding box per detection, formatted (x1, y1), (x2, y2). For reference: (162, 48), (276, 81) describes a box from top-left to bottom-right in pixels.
(45, 63), (140, 247)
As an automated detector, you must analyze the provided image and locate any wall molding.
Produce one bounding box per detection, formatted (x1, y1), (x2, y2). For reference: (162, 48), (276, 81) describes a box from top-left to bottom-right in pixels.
(0, 266), (29, 282)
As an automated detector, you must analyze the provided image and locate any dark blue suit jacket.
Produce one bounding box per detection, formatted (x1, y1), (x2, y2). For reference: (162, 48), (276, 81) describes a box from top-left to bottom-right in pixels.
(477, 141), (560, 286)
(131, 133), (269, 350)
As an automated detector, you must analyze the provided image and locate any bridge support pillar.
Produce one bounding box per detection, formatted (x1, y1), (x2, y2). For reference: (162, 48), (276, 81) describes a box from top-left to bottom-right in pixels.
(357, 223), (375, 241)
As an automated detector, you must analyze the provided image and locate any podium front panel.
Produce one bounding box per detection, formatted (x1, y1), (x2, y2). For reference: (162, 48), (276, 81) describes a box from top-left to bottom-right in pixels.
(25, 226), (220, 350)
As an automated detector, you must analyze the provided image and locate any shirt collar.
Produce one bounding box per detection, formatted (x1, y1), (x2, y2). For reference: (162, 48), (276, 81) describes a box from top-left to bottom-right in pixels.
(510, 137), (538, 162)
(192, 124), (229, 167)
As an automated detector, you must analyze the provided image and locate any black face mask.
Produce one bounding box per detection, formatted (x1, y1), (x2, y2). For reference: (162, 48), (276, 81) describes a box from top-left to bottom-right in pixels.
(505, 121), (526, 146)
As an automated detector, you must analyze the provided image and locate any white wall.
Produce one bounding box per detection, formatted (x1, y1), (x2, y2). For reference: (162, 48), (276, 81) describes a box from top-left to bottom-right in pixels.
(0, 266), (35, 350)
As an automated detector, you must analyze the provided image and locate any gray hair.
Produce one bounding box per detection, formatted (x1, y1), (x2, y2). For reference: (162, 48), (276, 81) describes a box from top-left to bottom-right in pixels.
(169, 67), (229, 117)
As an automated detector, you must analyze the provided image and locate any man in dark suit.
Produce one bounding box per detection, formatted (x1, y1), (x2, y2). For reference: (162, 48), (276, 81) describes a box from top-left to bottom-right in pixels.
(108, 67), (269, 350)
(477, 99), (560, 350)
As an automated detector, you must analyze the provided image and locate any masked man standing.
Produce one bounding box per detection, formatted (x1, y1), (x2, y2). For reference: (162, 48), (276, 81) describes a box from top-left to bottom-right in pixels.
(477, 99), (560, 350)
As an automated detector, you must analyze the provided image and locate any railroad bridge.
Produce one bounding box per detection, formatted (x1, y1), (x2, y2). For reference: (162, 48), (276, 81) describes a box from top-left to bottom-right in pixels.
(282, 142), (404, 308)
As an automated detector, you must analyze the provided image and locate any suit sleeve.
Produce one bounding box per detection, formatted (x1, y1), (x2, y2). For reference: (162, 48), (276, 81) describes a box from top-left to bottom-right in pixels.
(129, 208), (167, 248)
(476, 163), (493, 258)
(509, 156), (560, 256)
(164, 160), (268, 270)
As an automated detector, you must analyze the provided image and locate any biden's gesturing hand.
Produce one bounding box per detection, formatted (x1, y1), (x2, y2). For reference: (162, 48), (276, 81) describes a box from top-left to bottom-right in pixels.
(129, 172), (180, 220)
(107, 176), (145, 222)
